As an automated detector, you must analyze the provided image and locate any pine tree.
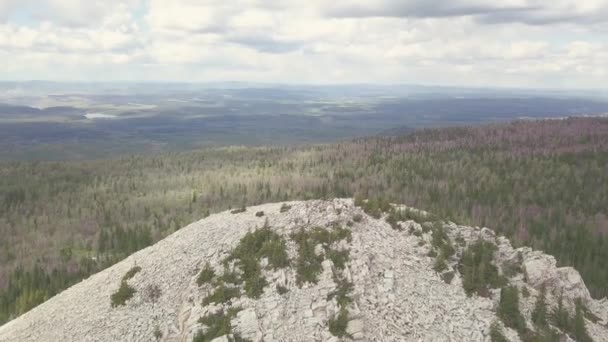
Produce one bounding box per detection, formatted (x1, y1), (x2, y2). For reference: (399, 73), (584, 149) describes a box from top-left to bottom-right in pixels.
(573, 299), (593, 342)
(531, 286), (547, 328)
(498, 286), (526, 334)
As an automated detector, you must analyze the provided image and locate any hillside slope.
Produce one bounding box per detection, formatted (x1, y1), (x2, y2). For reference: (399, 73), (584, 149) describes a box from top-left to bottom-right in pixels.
(0, 199), (606, 341)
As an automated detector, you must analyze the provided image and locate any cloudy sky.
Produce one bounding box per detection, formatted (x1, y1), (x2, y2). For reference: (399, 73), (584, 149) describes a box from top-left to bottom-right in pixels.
(1, 0), (607, 88)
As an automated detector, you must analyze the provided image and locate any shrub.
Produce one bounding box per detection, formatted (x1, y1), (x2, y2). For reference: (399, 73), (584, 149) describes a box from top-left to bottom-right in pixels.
(202, 285), (240, 306)
(255, 211), (264, 217)
(291, 229), (324, 286)
(229, 227), (289, 269)
(231, 206), (246, 214)
(194, 307), (242, 342)
(328, 249), (350, 270)
(219, 266), (242, 285)
(153, 326), (162, 341)
(222, 227), (289, 299)
(459, 239), (506, 296)
(551, 296), (570, 332)
(280, 203), (291, 213)
(327, 275), (353, 308)
(441, 270), (455, 284)
(352, 214), (363, 223)
(122, 266), (141, 281)
(276, 285), (289, 295)
(197, 262), (216, 286)
(111, 281), (136, 307)
(291, 226), (353, 286)
(531, 287), (547, 328)
(145, 284), (162, 304)
(489, 322), (508, 342)
(573, 299), (593, 342)
(498, 286), (526, 334)
(430, 222), (454, 257)
(433, 255), (448, 273)
(328, 307), (351, 338)
(357, 197), (391, 218)
(243, 273), (267, 299)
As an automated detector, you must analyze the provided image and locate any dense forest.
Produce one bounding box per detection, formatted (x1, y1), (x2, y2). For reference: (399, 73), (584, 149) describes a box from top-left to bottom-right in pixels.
(1, 117), (607, 324)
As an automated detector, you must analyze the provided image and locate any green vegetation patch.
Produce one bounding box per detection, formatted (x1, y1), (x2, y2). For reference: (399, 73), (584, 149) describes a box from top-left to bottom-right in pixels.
(228, 227), (290, 270)
(291, 225), (352, 286)
(328, 307), (351, 338)
(327, 274), (353, 308)
(122, 266), (142, 282)
(231, 206), (247, 214)
(197, 262), (216, 286)
(549, 297), (594, 342)
(276, 284), (289, 295)
(279, 203), (292, 213)
(111, 280), (136, 307)
(355, 195), (391, 219)
(197, 225), (291, 316)
(202, 284), (241, 306)
(328, 249), (350, 270)
(194, 307), (244, 342)
(489, 322), (508, 342)
(459, 239), (506, 297)
(497, 286), (526, 333)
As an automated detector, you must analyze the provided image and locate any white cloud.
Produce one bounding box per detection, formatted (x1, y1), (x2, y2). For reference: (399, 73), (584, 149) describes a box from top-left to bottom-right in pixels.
(0, 0), (606, 88)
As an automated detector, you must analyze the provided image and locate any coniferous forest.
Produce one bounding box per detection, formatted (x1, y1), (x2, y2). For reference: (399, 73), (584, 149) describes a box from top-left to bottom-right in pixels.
(1, 117), (608, 323)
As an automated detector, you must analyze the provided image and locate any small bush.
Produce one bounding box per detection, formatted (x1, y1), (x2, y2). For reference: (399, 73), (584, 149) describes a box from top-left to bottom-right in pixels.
(455, 233), (466, 246)
(291, 229), (324, 286)
(352, 214), (363, 223)
(531, 287), (548, 328)
(255, 211), (264, 217)
(276, 284), (289, 295)
(441, 270), (455, 284)
(328, 307), (351, 338)
(122, 266), (142, 281)
(328, 249), (350, 270)
(111, 281), (136, 307)
(280, 203), (292, 213)
(489, 322), (508, 342)
(498, 286), (526, 334)
(153, 326), (162, 341)
(197, 262), (216, 286)
(243, 273), (268, 299)
(327, 275), (353, 308)
(459, 239), (506, 296)
(202, 285), (240, 306)
(430, 222), (454, 257)
(219, 266), (242, 285)
(231, 206), (246, 214)
(145, 284), (162, 304)
(194, 307), (242, 342)
(433, 255), (448, 273)
(358, 197), (391, 218)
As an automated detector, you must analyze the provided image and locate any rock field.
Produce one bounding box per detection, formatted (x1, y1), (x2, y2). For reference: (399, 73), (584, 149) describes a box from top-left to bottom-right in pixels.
(0, 199), (606, 342)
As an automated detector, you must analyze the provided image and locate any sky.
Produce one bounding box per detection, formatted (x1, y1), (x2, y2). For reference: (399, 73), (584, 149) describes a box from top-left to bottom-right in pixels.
(0, 0), (607, 88)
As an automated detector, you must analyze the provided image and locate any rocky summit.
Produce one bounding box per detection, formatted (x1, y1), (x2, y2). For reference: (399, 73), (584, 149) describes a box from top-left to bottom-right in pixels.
(0, 199), (606, 342)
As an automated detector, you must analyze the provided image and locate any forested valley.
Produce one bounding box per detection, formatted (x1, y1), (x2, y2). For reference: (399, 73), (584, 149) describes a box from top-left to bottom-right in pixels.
(1, 117), (607, 324)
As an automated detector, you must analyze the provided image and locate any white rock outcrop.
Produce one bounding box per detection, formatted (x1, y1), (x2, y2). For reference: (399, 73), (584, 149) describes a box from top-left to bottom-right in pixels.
(0, 199), (606, 342)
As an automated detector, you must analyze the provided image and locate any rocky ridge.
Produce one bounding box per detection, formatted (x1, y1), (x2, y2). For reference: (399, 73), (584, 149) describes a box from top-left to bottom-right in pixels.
(0, 199), (606, 342)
